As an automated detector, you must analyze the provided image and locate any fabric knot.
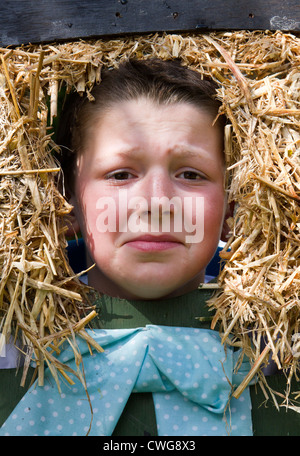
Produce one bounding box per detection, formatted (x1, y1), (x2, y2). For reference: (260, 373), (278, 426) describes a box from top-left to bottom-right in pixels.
(133, 325), (232, 414)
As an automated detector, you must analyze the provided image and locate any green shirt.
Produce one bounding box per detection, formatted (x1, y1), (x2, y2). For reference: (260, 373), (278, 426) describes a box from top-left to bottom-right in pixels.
(1, 286), (300, 436)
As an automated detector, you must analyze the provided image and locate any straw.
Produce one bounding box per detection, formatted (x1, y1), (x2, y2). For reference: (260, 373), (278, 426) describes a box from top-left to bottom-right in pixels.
(0, 31), (299, 408)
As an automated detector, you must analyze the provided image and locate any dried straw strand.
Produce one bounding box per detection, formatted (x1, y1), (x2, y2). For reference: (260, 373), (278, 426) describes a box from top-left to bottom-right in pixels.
(0, 31), (299, 409)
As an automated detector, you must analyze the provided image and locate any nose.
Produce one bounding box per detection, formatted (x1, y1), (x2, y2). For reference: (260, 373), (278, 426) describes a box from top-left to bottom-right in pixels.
(142, 168), (174, 200)
(139, 168), (175, 211)
(134, 169), (180, 230)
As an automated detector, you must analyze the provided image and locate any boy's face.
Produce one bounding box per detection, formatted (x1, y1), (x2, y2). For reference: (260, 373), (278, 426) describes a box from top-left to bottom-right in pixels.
(72, 98), (226, 299)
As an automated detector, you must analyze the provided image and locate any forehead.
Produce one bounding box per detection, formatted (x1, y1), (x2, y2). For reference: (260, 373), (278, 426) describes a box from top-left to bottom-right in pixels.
(89, 98), (224, 157)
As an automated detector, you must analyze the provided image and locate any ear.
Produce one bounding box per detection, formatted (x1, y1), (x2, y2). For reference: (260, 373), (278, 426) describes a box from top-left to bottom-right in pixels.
(220, 201), (235, 242)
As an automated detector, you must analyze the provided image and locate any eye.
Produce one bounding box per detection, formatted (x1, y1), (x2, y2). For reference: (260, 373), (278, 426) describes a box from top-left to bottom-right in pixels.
(177, 170), (205, 181)
(106, 170), (135, 180)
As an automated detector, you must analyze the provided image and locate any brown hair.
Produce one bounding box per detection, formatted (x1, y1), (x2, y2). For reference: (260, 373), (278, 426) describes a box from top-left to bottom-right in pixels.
(56, 58), (224, 192)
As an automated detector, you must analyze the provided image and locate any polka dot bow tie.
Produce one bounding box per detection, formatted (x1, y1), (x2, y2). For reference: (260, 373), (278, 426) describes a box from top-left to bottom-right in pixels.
(0, 325), (253, 436)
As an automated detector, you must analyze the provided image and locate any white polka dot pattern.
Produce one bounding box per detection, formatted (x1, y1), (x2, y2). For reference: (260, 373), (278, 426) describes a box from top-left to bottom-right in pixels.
(0, 326), (253, 436)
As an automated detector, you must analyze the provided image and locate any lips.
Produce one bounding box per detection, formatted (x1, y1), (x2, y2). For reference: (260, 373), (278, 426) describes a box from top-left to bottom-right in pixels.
(124, 234), (183, 252)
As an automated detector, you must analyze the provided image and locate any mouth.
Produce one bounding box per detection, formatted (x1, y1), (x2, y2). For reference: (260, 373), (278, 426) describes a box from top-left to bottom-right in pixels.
(124, 234), (184, 252)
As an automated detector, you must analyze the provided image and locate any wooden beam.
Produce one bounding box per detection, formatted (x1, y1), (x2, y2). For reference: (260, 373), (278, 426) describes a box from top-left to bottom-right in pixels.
(1, 0), (300, 47)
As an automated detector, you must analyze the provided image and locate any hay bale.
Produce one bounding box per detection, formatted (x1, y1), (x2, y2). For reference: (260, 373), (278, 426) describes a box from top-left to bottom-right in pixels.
(0, 31), (299, 403)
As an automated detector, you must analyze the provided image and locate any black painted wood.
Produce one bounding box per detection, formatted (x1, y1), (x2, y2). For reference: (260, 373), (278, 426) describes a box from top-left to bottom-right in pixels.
(1, 0), (300, 47)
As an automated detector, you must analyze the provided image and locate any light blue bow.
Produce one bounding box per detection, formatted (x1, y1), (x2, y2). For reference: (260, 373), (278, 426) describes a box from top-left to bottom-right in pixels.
(0, 325), (252, 436)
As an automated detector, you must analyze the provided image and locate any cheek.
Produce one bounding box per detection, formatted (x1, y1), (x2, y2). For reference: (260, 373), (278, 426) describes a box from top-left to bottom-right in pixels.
(76, 183), (119, 252)
(205, 193), (225, 229)
(187, 186), (225, 224)
(195, 189), (226, 244)
(80, 187), (99, 231)
(187, 192), (225, 273)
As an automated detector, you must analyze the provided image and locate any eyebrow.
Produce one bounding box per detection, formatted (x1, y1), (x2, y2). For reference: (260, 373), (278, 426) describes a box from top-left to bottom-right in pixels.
(169, 146), (206, 159)
(116, 146), (207, 160)
(116, 148), (143, 159)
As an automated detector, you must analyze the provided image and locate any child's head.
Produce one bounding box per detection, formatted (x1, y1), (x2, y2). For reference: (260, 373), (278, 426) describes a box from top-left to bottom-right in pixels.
(57, 59), (227, 300)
